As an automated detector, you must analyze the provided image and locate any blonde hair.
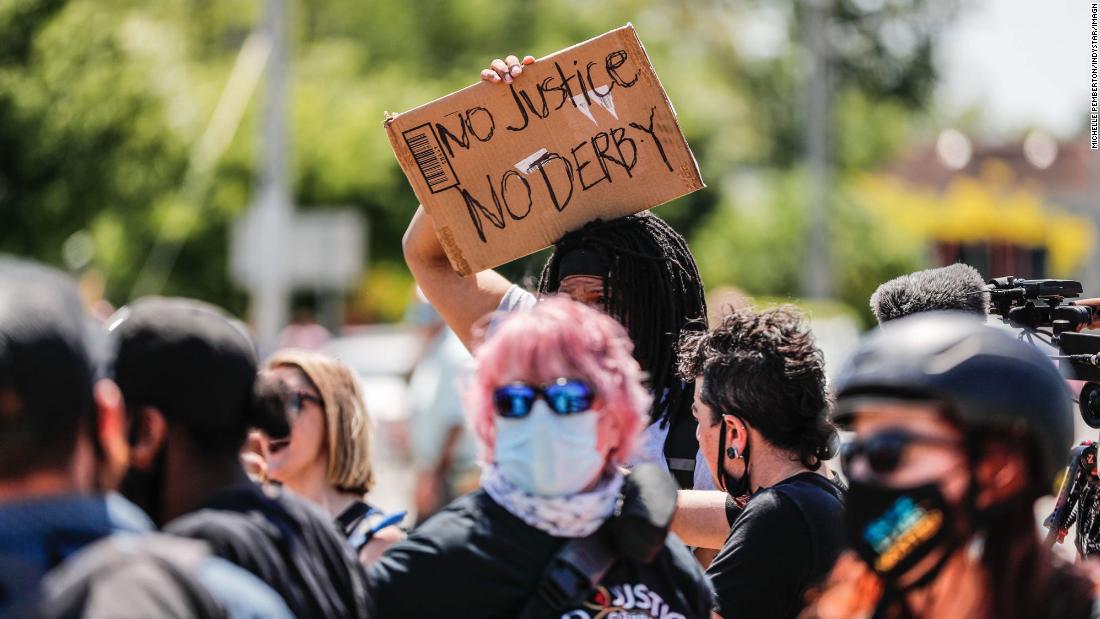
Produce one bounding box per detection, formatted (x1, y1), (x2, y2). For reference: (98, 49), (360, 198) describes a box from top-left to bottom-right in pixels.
(265, 349), (373, 494)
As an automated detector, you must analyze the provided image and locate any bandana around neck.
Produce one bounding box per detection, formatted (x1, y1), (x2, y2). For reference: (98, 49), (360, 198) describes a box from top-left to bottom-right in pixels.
(481, 464), (624, 538)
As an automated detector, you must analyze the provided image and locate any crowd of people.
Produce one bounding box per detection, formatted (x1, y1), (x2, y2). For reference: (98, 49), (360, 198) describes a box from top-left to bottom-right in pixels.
(3, 54), (1100, 619)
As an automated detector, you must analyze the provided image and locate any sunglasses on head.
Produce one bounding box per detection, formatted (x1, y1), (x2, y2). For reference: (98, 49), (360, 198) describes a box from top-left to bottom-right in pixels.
(492, 378), (595, 418)
(841, 429), (961, 476)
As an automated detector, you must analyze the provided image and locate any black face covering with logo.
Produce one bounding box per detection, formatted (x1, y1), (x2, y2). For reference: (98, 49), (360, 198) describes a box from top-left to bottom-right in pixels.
(845, 478), (960, 585)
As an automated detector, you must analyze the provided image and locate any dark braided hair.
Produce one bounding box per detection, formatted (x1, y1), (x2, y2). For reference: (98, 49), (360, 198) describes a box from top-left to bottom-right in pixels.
(537, 212), (707, 426)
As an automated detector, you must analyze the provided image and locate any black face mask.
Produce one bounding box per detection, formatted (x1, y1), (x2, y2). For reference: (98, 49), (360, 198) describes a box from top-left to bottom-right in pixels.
(716, 417), (751, 497)
(845, 478), (962, 589)
(119, 439), (168, 526)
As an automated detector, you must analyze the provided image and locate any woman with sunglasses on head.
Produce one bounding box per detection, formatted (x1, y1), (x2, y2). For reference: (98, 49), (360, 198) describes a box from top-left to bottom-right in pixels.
(366, 297), (714, 618)
(803, 312), (1097, 619)
(258, 350), (405, 567)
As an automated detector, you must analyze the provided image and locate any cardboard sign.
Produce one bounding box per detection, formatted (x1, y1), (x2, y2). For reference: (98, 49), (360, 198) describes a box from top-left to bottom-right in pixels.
(385, 24), (703, 276)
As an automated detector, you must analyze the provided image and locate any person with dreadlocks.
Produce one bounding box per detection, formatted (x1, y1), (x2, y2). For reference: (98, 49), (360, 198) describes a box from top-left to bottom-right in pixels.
(404, 202), (711, 490)
(405, 56), (709, 493)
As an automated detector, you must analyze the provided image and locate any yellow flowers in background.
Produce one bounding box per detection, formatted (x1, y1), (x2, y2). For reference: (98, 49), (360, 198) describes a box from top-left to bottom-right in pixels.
(856, 160), (1094, 277)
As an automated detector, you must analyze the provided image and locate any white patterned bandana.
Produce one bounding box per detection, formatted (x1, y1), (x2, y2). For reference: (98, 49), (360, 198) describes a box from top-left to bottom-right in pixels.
(481, 464), (624, 538)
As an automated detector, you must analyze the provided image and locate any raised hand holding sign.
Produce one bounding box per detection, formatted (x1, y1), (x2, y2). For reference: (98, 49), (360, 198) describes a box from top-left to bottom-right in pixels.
(385, 24), (703, 276)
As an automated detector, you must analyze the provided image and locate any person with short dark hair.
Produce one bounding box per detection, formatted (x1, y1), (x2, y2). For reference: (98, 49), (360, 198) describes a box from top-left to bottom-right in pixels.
(677, 306), (845, 619)
(0, 258), (290, 619)
(0, 257), (143, 615)
(108, 297), (373, 618)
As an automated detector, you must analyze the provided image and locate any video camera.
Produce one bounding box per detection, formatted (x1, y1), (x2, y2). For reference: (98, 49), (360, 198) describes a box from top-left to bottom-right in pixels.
(986, 277), (1100, 427)
(987, 277), (1095, 333)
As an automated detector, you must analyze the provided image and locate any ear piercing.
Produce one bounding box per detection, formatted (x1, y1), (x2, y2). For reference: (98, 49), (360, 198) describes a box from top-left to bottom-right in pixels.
(727, 447), (738, 459)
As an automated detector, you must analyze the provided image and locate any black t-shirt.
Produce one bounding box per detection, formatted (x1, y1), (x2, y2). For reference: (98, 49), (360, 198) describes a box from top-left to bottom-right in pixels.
(165, 483), (372, 619)
(707, 472), (845, 619)
(366, 489), (713, 619)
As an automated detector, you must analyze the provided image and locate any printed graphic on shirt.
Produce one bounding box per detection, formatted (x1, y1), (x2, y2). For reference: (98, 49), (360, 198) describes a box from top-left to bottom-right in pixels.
(561, 583), (687, 619)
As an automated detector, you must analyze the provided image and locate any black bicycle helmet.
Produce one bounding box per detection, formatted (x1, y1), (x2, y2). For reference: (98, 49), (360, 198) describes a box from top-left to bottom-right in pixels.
(834, 311), (1073, 493)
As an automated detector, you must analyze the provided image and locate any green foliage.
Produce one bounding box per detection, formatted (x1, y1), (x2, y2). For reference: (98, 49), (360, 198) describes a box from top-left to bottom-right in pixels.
(1, 0), (190, 295)
(692, 170), (926, 326)
(0, 0), (955, 322)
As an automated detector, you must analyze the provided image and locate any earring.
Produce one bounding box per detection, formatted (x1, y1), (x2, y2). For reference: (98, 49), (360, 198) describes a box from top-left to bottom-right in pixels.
(726, 447), (738, 459)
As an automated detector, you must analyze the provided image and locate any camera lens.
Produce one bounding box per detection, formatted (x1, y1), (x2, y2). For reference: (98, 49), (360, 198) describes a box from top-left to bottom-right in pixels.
(1079, 382), (1100, 429)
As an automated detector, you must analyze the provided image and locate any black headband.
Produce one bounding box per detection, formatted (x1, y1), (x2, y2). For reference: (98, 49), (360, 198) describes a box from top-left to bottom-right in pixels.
(556, 247), (609, 282)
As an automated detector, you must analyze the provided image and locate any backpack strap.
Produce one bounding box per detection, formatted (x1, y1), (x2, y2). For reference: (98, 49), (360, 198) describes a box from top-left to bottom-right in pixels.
(517, 532), (616, 619)
(517, 463), (678, 619)
(334, 501), (373, 538)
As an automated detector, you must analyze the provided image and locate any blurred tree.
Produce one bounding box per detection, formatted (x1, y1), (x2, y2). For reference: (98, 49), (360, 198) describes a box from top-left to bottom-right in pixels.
(672, 0), (958, 324)
(0, 0), (958, 325)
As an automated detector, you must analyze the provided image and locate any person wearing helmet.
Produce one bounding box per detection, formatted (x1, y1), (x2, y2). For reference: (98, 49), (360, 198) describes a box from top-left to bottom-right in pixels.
(802, 312), (1096, 619)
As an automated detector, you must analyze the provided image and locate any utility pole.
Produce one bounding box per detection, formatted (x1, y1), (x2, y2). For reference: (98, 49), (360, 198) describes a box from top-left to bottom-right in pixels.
(252, 0), (292, 353)
(803, 0), (833, 299)
(231, 0), (364, 349)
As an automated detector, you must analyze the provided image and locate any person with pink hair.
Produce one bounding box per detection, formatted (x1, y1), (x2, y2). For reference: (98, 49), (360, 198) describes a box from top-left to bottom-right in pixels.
(366, 297), (713, 618)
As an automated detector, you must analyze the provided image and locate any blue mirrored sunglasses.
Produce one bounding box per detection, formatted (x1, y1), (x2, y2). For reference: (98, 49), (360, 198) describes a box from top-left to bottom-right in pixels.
(492, 378), (595, 418)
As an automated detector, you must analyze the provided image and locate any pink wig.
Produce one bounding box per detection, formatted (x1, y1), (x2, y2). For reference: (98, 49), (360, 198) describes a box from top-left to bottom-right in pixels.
(466, 296), (651, 464)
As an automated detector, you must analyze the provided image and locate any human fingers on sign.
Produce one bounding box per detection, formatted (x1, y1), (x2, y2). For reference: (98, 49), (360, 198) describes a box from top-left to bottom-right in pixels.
(480, 54), (535, 83)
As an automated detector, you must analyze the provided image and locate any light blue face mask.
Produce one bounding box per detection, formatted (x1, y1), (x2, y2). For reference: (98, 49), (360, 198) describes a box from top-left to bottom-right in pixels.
(494, 400), (606, 497)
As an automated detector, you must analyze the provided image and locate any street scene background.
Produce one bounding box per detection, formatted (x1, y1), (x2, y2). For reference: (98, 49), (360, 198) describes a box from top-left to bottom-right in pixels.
(2, 0), (1097, 554)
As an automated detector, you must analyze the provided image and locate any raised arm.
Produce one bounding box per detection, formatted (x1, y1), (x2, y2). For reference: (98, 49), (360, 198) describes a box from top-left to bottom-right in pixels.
(402, 54), (540, 350)
(402, 206), (513, 351)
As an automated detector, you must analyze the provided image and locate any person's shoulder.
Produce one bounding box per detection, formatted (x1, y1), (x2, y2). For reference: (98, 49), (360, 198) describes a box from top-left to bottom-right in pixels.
(500, 284), (537, 312)
(164, 487), (292, 552)
(740, 485), (800, 519)
(779, 471), (846, 496)
(267, 487), (373, 569)
(366, 493), (489, 595)
(409, 490), (492, 541)
(193, 555), (296, 618)
(769, 473), (846, 519)
(103, 492), (156, 533)
(36, 532), (232, 619)
(727, 483), (816, 542)
(369, 491), (500, 572)
(166, 505), (261, 541)
(199, 481), (338, 536)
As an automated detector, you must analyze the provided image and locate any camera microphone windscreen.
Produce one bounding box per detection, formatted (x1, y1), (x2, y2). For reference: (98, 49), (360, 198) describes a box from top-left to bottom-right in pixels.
(870, 263), (990, 324)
